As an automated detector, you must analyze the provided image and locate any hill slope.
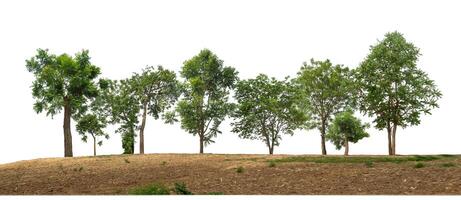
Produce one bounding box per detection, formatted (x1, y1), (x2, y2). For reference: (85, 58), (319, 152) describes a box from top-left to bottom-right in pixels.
(0, 154), (460, 195)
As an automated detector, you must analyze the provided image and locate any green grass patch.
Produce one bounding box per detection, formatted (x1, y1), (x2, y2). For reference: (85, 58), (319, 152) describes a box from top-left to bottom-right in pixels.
(269, 155), (442, 164)
(441, 162), (456, 168)
(414, 162), (425, 168)
(174, 182), (193, 195)
(364, 161), (374, 168)
(128, 183), (170, 195)
(268, 161), (276, 168)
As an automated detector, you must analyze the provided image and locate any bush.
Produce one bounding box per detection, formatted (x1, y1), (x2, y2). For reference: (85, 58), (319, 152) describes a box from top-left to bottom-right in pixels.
(236, 166), (244, 173)
(414, 162), (425, 168)
(268, 161), (276, 168)
(174, 182), (193, 195)
(129, 183), (170, 195)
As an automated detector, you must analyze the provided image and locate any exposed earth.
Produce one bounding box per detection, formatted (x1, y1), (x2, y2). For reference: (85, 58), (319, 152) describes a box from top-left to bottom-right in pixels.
(0, 153), (460, 195)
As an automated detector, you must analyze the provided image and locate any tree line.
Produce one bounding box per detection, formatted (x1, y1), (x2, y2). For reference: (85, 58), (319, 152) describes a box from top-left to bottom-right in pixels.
(25, 31), (442, 157)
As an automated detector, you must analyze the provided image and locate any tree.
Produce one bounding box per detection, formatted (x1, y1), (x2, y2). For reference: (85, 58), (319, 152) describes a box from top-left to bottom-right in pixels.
(326, 110), (369, 156)
(356, 31), (442, 155)
(174, 49), (238, 153)
(76, 114), (109, 156)
(25, 49), (101, 157)
(109, 79), (140, 154)
(75, 79), (112, 156)
(128, 66), (181, 154)
(231, 74), (307, 154)
(295, 59), (355, 155)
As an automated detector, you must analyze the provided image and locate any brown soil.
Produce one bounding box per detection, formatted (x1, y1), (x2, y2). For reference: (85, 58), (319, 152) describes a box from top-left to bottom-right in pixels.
(0, 154), (460, 195)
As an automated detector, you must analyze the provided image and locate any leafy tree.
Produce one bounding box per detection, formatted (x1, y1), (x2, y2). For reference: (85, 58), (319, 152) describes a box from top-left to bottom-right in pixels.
(76, 114), (109, 156)
(128, 66), (181, 154)
(295, 59), (355, 155)
(326, 110), (369, 156)
(109, 79), (140, 154)
(231, 74), (307, 154)
(25, 49), (101, 157)
(75, 79), (113, 156)
(356, 31), (442, 155)
(174, 49), (238, 153)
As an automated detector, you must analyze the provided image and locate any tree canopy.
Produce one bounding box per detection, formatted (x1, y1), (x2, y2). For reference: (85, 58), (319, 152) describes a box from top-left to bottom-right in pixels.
(175, 49), (238, 153)
(326, 110), (369, 155)
(356, 31), (442, 155)
(231, 74), (307, 154)
(295, 59), (355, 155)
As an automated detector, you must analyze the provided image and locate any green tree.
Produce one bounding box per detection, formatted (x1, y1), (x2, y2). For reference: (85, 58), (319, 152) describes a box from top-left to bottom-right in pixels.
(76, 114), (109, 156)
(356, 31), (442, 155)
(75, 79), (113, 156)
(174, 49), (238, 153)
(231, 74), (307, 154)
(295, 59), (355, 155)
(326, 110), (369, 156)
(129, 66), (181, 154)
(109, 79), (140, 154)
(25, 49), (101, 157)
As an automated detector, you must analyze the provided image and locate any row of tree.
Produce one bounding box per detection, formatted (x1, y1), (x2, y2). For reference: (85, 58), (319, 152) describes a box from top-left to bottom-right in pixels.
(25, 31), (442, 157)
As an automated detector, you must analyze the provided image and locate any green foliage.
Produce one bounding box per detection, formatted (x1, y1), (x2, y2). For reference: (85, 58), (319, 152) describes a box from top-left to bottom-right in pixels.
(129, 66), (181, 119)
(236, 166), (244, 173)
(25, 49), (101, 118)
(295, 59), (355, 154)
(326, 110), (369, 150)
(174, 182), (193, 195)
(174, 49), (238, 152)
(414, 162), (425, 168)
(270, 155), (441, 164)
(356, 31), (442, 154)
(231, 74), (307, 154)
(364, 161), (374, 168)
(268, 161), (276, 168)
(129, 183), (170, 195)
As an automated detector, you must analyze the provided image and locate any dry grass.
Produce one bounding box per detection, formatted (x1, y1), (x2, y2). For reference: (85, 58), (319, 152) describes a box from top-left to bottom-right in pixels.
(0, 153), (460, 195)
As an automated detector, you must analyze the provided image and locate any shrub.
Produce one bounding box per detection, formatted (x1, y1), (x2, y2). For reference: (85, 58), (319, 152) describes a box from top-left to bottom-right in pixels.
(268, 161), (276, 168)
(174, 182), (193, 195)
(129, 183), (170, 195)
(236, 166), (244, 173)
(414, 162), (425, 168)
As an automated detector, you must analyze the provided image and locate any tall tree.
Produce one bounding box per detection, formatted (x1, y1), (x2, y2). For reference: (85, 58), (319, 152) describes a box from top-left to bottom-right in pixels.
(231, 74), (307, 154)
(325, 110), (369, 156)
(25, 49), (101, 157)
(295, 59), (355, 155)
(128, 66), (181, 154)
(174, 49), (238, 153)
(356, 31), (442, 155)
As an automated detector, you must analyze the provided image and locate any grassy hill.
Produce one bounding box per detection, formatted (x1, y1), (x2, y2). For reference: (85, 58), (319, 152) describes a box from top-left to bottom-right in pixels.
(0, 154), (460, 195)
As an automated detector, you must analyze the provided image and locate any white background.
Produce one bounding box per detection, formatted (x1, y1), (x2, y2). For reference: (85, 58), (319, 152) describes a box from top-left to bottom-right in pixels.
(0, 0), (460, 164)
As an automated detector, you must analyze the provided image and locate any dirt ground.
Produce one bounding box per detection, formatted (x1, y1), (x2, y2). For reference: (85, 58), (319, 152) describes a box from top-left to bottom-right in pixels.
(0, 153), (460, 195)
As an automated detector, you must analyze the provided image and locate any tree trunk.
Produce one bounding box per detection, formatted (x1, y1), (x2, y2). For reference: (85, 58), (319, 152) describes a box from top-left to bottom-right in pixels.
(92, 134), (96, 156)
(320, 121), (327, 155)
(344, 136), (349, 156)
(139, 103), (148, 154)
(199, 134), (204, 154)
(63, 97), (73, 157)
(268, 143), (274, 155)
(391, 124), (397, 155)
(387, 125), (393, 155)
